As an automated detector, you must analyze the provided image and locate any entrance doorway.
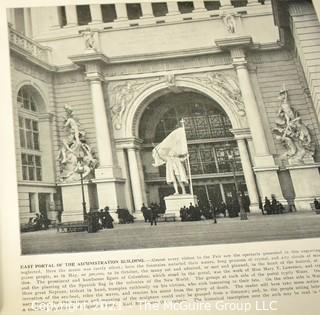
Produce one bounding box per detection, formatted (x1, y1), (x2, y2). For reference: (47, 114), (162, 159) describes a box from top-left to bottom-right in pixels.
(139, 91), (249, 210)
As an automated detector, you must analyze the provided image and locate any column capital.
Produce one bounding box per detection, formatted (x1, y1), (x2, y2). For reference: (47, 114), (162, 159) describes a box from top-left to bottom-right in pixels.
(230, 128), (252, 140)
(116, 137), (144, 150)
(69, 52), (109, 81)
(215, 36), (252, 67)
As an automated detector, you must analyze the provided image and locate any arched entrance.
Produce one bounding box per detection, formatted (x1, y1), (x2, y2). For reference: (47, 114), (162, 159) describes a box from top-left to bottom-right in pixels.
(138, 90), (250, 212)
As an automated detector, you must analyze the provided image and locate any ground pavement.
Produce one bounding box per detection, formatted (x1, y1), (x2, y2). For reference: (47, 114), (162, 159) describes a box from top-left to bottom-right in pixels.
(21, 211), (320, 255)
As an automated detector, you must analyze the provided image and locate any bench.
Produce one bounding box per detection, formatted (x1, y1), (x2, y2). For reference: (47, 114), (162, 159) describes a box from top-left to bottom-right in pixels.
(56, 221), (88, 233)
(310, 203), (320, 214)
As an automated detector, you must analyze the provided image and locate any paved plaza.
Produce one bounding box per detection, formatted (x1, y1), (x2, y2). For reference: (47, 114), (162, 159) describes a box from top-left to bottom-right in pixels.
(20, 212), (320, 255)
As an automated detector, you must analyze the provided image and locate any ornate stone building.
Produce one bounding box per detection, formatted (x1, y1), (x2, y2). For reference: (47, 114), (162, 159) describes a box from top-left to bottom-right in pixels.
(8, 0), (320, 223)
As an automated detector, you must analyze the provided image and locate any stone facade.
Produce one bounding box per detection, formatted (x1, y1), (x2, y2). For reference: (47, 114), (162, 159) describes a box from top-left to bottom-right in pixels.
(7, 0), (320, 223)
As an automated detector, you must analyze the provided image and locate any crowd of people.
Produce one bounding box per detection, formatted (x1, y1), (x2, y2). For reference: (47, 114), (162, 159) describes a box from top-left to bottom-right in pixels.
(260, 195), (291, 215)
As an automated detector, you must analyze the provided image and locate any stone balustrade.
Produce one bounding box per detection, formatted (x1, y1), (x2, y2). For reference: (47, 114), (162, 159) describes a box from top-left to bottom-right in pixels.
(53, 0), (268, 30)
(9, 25), (51, 63)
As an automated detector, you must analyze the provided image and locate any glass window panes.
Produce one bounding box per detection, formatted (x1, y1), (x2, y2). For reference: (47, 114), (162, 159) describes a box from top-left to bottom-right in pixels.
(21, 154), (42, 181)
(19, 117), (40, 151)
(154, 103), (233, 142)
(17, 88), (38, 112)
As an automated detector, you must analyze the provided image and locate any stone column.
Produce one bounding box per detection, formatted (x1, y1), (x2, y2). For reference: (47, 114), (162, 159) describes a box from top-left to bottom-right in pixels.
(85, 62), (125, 211)
(220, 0), (233, 9)
(141, 2), (154, 18)
(50, 7), (62, 30)
(232, 49), (269, 158)
(193, 1), (207, 12)
(65, 5), (78, 27)
(236, 137), (260, 212)
(247, 0), (260, 6)
(7, 9), (16, 27)
(127, 147), (145, 211)
(89, 4), (103, 24)
(114, 3), (128, 22)
(88, 77), (115, 172)
(23, 8), (32, 37)
(215, 37), (285, 202)
(166, 2), (180, 15)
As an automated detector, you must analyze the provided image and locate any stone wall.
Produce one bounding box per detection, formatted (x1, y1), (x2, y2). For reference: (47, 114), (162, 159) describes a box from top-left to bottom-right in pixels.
(249, 49), (320, 165)
(289, 2), (320, 125)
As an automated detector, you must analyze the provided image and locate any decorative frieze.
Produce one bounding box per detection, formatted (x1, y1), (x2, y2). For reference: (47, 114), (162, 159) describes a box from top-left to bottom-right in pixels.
(108, 78), (160, 130)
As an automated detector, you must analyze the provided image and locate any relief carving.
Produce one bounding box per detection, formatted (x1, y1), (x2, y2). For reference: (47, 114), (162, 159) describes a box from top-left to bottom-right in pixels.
(273, 85), (314, 165)
(109, 79), (159, 130)
(181, 72), (245, 116)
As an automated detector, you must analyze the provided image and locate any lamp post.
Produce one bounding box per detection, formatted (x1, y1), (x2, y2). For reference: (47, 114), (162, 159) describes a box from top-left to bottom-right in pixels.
(209, 199), (217, 224)
(226, 143), (248, 221)
(77, 156), (87, 221)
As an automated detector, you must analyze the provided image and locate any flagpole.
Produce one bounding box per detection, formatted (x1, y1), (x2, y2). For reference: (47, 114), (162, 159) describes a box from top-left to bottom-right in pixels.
(181, 119), (194, 196)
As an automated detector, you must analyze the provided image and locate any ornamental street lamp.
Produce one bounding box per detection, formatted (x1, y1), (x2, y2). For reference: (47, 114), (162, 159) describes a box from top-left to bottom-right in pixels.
(225, 143), (248, 221)
(77, 156), (87, 220)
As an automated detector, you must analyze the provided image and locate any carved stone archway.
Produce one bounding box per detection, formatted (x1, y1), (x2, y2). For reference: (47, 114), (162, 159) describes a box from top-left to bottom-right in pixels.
(124, 77), (248, 138)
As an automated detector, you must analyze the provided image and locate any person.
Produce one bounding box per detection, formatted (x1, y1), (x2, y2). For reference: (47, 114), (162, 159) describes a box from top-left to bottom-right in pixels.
(141, 203), (149, 222)
(150, 204), (158, 226)
(104, 207), (114, 229)
(314, 198), (320, 210)
(264, 197), (271, 215)
(217, 201), (227, 217)
(271, 195), (278, 214)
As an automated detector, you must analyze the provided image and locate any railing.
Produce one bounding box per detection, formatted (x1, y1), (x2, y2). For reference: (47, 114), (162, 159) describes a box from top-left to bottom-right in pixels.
(9, 25), (51, 63)
(56, 0), (270, 30)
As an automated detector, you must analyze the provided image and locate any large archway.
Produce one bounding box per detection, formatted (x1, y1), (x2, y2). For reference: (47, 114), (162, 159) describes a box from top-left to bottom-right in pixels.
(137, 90), (249, 212)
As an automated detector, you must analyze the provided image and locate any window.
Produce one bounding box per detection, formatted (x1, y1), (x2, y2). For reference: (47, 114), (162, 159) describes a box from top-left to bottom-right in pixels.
(76, 5), (92, 25)
(17, 88), (37, 112)
(154, 103), (233, 142)
(126, 3), (142, 20)
(204, 1), (221, 10)
(178, 1), (194, 13)
(18, 86), (42, 182)
(21, 153), (42, 181)
(29, 193), (36, 213)
(101, 4), (117, 22)
(231, 0), (248, 7)
(58, 6), (67, 27)
(152, 3), (168, 17)
(19, 117), (39, 150)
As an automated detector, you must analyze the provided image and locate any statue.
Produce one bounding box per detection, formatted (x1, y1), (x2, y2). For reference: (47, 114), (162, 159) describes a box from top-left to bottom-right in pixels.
(152, 127), (189, 195)
(222, 13), (236, 33)
(273, 85), (314, 164)
(80, 28), (97, 52)
(57, 105), (98, 182)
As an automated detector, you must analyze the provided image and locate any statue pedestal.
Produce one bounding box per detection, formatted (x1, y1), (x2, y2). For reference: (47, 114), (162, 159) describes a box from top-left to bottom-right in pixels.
(59, 182), (90, 222)
(288, 163), (320, 211)
(164, 194), (198, 219)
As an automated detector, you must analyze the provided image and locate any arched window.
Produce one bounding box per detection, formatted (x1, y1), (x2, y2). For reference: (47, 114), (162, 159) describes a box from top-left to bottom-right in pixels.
(18, 87), (42, 181)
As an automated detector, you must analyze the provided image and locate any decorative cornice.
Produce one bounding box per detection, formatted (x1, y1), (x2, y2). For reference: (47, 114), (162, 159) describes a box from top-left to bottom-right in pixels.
(215, 36), (253, 50)
(230, 128), (251, 139)
(115, 137), (144, 149)
(69, 52), (110, 67)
